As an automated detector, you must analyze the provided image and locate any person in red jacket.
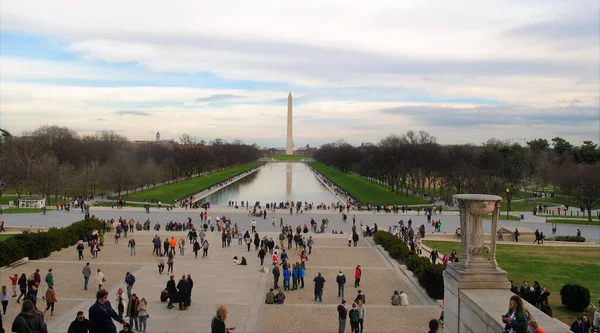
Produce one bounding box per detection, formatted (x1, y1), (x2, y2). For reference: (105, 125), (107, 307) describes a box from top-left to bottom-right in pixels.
(9, 274), (18, 297)
(354, 265), (362, 288)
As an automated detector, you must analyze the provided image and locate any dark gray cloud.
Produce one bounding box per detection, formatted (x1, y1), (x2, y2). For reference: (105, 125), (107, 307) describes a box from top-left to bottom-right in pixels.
(115, 110), (152, 116)
(380, 104), (600, 127)
(195, 94), (243, 102)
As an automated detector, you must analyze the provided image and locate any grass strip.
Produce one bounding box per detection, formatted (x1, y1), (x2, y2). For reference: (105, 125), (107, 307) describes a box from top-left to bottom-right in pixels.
(121, 162), (262, 203)
(422, 240), (600, 324)
(309, 162), (428, 205)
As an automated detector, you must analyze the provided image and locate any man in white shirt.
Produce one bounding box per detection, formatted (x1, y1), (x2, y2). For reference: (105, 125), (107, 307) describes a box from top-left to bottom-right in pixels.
(252, 220), (257, 233)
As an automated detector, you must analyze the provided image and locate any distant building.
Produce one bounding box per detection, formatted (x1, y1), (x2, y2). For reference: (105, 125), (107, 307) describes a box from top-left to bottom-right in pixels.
(156, 131), (161, 142)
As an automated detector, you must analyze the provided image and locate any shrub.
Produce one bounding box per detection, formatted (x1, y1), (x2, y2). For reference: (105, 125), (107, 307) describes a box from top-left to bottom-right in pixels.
(372, 230), (445, 300)
(554, 236), (586, 242)
(0, 219), (102, 267)
(419, 264), (445, 299)
(560, 284), (590, 311)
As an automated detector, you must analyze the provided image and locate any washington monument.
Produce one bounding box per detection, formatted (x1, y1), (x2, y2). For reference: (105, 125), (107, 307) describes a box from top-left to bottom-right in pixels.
(286, 92), (294, 154)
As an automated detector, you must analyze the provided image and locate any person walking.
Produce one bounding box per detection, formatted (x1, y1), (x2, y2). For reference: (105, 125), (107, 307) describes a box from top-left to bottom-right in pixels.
(357, 299), (366, 333)
(96, 269), (105, 291)
(124, 272), (135, 300)
(157, 255), (165, 274)
(42, 286), (58, 317)
(137, 298), (149, 333)
(354, 266), (361, 288)
(349, 302), (360, 333)
(76, 241), (85, 260)
(202, 240), (210, 259)
(17, 273), (27, 303)
(44, 269), (54, 289)
(307, 236), (315, 254)
(1, 285), (9, 318)
(337, 270), (346, 298)
(299, 264), (306, 289)
(89, 289), (124, 333)
(430, 248), (439, 264)
(193, 240), (201, 258)
(11, 300), (47, 333)
(82, 263), (91, 290)
(337, 299), (348, 333)
(211, 305), (234, 333)
(313, 272), (326, 302)
(167, 253), (174, 274)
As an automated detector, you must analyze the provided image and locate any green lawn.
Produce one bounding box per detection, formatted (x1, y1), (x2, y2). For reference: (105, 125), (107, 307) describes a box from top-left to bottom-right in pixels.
(0, 208), (54, 214)
(484, 213), (521, 221)
(0, 234), (14, 242)
(422, 240), (600, 324)
(265, 154), (307, 161)
(546, 219), (600, 226)
(309, 162), (428, 205)
(121, 162), (262, 202)
(534, 196), (600, 209)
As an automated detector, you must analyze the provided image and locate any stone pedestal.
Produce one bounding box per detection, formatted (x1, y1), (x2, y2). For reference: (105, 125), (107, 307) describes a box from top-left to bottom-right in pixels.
(443, 194), (509, 333)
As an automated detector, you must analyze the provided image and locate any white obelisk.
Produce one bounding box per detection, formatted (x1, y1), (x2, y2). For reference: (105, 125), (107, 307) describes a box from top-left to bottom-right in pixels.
(286, 92), (294, 155)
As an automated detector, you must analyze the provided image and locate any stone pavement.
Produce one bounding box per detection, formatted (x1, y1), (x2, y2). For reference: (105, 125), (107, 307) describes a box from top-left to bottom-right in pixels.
(3, 205), (599, 244)
(0, 227), (439, 332)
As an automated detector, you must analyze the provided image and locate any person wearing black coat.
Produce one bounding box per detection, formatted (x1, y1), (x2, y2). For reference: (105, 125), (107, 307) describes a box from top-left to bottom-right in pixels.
(166, 276), (177, 309)
(186, 274), (194, 306)
(177, 276), (190, 310)
(17, 273), (27, 303)
(11, 300), (48, 333)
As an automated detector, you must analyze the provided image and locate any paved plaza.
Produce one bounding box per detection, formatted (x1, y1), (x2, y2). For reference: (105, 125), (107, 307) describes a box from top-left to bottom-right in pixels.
(2, 205), (599, 243)
(0, 212), (441, 332)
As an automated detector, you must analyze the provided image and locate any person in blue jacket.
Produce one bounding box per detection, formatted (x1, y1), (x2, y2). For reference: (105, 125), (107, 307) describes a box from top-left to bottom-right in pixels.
(299, 264), (306, 288)
(291, 264), (300, 290)
(89, 289), (124, 333)
(283, 266), (291, 291)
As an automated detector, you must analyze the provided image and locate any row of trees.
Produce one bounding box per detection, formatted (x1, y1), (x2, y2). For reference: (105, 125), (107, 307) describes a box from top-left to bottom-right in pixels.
(0, 125), (260, 201)
(313, 131), (600, 221)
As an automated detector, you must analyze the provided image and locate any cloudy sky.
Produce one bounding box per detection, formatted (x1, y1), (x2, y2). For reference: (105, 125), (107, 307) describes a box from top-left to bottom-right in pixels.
(1, 0), (599, 147)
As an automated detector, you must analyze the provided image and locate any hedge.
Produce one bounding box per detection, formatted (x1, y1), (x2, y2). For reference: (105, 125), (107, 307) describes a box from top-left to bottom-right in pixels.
(0, 218), (102, 267)
(552, 235), (586, 242)
(373, 230), (445, 299)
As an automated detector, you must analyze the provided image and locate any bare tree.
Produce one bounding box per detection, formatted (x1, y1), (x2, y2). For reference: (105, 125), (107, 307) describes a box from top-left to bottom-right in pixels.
(555, 163), (600, 222)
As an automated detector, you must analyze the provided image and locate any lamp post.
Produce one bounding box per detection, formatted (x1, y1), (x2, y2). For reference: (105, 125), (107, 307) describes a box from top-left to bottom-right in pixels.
(506, 188), (510, 220)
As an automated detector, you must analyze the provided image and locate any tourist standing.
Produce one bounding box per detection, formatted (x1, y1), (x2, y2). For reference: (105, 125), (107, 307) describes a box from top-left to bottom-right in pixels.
(300, 264), (306, 288)
(9, 274), (18, 297)
(166, 276), (177, 309)
(177, 275), (190, 310)
(337, 270), (346, 298)
(307, 236), (314, 254)
(128, 238), (136, 256)
(349, 303), (359, 333)
(193, 240), (201, 258)
(357, 300), (366, 333)
(89, 289), (124, 333)
(354, 266), (361, 288)
(77, 241), (85, 260)
(272, 264), (280, 290)
(137, 298), (149, 333)
(157, 255), (165, 274)
(11, 300), (47, 333)
(126, 294), (140, 331)
(167, 253), (175, 274)
(430, 248), (439, 264)
(502, 295), (528, 333)
(337, 299), (347, 333)
(97, 269), (105, 291)
(313, 272), (326, 302)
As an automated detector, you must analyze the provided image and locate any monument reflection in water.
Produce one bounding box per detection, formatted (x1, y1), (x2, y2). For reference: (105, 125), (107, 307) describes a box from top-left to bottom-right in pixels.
(202, 163), (339, 205)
